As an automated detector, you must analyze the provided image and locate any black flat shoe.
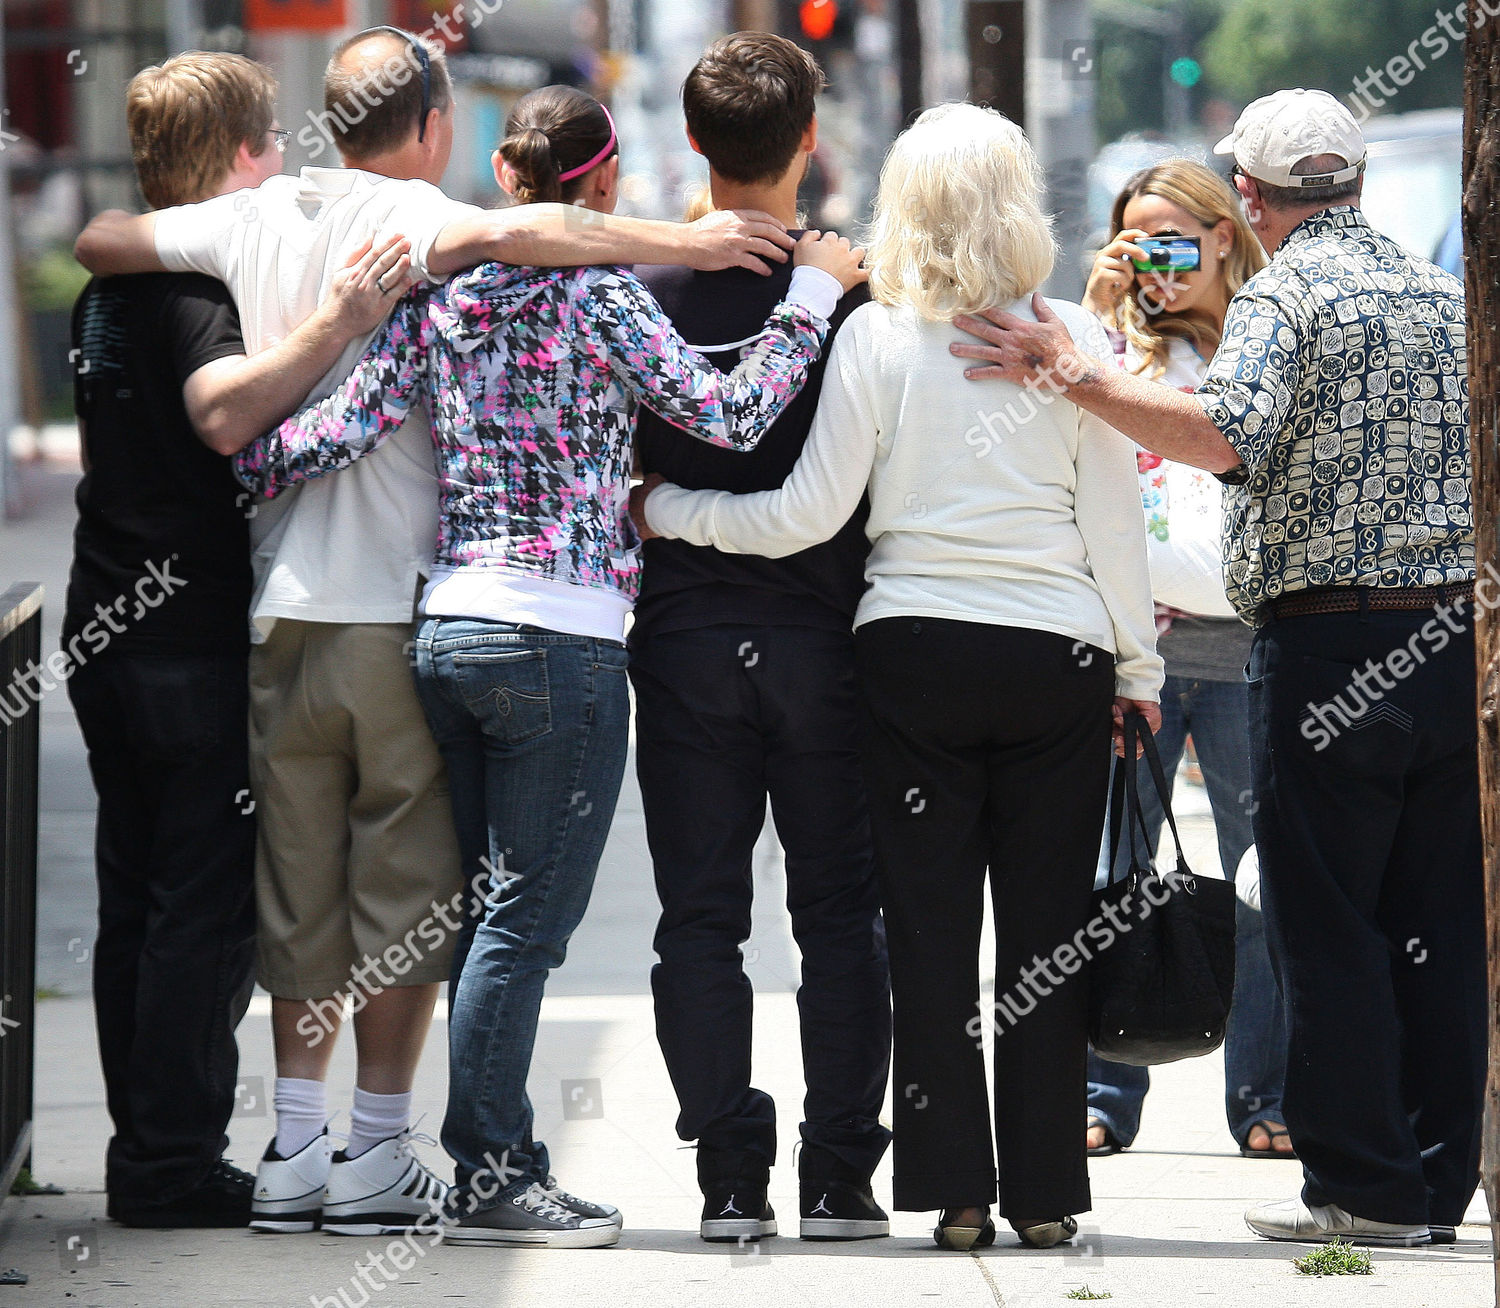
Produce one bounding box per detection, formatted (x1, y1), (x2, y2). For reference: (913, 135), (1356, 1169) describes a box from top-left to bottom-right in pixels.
(933, 1209), (996, 1251)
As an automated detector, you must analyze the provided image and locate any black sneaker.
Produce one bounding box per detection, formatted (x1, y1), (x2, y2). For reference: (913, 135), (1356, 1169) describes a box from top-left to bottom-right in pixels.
(110, 1159), (254, 1229)
(700, 1186), (777, 1242)
(800, 1178), (889, 1240)
(797, 1146), (889, 1240)
(697, 1146), (776, 1243)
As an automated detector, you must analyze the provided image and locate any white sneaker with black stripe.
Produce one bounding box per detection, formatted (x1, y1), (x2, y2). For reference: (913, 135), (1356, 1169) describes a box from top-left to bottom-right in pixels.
(321, 1131), (449, 1236)
(250, 1130), (333, 1233)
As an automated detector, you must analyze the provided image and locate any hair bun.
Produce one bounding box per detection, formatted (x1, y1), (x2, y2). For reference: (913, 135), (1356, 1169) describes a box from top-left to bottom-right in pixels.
(498, 125), (559, 204)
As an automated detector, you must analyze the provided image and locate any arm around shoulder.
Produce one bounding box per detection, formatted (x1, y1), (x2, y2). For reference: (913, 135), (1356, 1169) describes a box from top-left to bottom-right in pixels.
(75, 211), (164, 275)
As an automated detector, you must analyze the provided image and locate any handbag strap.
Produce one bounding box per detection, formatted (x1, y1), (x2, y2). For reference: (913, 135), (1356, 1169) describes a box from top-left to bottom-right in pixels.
(1132, 711), (1196, 883)
(1107, 711), (1197, 887)
(1106, 713), (1153, 886)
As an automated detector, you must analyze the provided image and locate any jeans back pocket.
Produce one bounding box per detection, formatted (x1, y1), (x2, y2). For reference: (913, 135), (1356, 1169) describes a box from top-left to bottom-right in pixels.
(450, 647), (553, 745)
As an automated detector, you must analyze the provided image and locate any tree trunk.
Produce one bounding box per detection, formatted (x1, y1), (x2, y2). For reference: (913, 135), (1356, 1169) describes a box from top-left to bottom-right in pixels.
(1464, 7), (1500, 1302)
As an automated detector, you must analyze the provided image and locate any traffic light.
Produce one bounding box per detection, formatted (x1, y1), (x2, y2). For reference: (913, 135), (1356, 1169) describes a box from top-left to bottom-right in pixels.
(778, 0), (855, 51)
(800, 0), (837, 41)
(1170, 57), (1203, 88)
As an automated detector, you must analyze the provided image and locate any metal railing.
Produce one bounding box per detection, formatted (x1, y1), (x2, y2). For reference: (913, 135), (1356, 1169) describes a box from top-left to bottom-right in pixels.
(0, 582), (42, 1199)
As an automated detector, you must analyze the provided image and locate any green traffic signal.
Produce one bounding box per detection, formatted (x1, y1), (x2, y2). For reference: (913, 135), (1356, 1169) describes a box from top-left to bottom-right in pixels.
(1170, 56), (1203, 88)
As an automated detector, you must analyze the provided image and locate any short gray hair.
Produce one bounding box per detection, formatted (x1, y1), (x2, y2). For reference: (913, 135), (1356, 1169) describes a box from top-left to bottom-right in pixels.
(1254, 153), (1362, 211)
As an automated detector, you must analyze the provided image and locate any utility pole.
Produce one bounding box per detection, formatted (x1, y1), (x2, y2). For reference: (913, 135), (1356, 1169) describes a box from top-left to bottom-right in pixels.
(1023, 0), (1094, 300)
(1463, 1), (1500, 1301)
(896, 0), (921, 127)
(0, 12), (18, 518)
(966, 1), (1023, 126)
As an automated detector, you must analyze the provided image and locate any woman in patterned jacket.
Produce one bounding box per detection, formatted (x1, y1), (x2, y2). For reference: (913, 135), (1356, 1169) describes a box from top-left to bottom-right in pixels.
(236, 84), (865, 1248)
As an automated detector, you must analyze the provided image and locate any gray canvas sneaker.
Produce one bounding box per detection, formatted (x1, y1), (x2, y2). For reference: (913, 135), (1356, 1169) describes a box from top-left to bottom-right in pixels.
(541, 1174), (622, 1226)
(443, 1182), (621, 1248)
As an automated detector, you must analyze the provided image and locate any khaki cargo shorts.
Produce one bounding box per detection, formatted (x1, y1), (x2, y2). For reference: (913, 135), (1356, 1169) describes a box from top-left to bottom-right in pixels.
(249, 620), (463, 999)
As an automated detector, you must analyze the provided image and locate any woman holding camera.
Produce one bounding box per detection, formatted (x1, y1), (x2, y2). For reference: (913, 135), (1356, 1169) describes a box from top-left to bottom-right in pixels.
(1080, 159), (1290, 1162)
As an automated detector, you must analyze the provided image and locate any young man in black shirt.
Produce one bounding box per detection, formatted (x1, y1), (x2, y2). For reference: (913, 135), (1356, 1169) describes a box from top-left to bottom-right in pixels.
(630, 32), (890, 1243)
(66, 52), (410, 1228)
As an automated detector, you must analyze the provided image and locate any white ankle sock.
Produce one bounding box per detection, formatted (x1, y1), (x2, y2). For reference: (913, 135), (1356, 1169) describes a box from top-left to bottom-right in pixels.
(345, 1088), (411, 1159)
(273, 1077), (327, 1157)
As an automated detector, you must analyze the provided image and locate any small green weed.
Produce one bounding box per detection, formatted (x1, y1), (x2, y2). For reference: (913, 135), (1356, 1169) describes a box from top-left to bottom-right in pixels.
(1292, 1238), (1374, 1276)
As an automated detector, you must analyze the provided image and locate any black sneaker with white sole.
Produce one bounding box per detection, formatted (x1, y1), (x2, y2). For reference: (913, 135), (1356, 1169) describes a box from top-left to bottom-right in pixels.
(799, 1179), (889, 1240)
(443, 1182), (620, 1248)
(700, 1186), (777, 1242)
(797, 1145), (889, 1241)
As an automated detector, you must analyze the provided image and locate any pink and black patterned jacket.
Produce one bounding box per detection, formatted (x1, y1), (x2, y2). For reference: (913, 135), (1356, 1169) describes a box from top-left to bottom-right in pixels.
(234, 261), (828, 601)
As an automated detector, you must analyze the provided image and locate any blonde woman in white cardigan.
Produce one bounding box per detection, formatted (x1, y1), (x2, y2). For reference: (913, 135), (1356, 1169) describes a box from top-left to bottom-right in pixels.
(632, 102), (1162, 1252)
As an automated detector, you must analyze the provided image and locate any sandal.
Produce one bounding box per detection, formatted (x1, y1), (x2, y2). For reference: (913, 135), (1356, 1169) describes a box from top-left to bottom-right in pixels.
(1086, 1119), (1124, 1157)
(1012, 1215), (1078, 1249)
(1239, 1120), (1296, 1158)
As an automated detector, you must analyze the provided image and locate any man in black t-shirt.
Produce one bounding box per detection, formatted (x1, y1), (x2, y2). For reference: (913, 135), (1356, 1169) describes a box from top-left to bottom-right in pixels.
(630, 33), (891, 1243)
(65, 52), (411, 1229)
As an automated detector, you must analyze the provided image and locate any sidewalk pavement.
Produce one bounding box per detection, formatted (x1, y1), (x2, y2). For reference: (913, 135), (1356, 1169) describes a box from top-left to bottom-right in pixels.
(1, 447), (1493, 1307)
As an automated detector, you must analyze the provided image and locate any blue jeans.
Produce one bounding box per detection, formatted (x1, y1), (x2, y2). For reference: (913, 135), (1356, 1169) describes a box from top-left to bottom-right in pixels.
(1087, 674), (1287, 1148)
(412, 619), (630, 1210)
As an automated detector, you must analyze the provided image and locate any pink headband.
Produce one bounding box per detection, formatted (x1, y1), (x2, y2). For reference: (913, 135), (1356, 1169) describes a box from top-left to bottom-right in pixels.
(557, 103), (617, 183)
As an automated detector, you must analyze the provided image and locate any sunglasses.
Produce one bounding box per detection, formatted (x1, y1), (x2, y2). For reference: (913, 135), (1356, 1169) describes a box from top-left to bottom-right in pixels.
(372, 26), (432, 143)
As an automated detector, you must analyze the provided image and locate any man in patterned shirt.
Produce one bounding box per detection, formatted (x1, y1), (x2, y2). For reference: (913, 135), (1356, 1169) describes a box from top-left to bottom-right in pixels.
(950, 89), (1480, 1249)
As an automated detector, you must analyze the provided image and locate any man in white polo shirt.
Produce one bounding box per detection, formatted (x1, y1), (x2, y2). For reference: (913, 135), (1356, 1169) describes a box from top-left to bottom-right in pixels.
(73, 24), (794, 1236)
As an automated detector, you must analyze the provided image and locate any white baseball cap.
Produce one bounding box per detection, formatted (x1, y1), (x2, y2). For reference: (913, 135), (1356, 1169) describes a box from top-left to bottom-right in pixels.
(1213, 88), (1366, 188)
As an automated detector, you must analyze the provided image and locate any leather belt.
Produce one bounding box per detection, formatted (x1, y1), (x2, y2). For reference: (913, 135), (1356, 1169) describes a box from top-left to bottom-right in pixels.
(1263, 581), (1475, 622)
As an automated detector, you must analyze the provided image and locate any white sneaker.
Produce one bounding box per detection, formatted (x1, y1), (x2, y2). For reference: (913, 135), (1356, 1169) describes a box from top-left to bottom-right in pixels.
(250, 1130), (333, 1233)
(1245, 1197), (1430, 1246)
(322, 1130), (450, 1236)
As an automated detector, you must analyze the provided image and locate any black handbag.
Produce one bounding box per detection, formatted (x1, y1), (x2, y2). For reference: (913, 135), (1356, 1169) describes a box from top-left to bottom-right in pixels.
(1087, 710), (1237, 1066)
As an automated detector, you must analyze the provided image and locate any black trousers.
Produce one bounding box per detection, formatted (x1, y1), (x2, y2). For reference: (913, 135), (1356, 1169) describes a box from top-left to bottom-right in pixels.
(1249, 606), (1486, 1227)
(68, 650), (256, 1204)
(630, 623), (891, 1177)
(856, 618), (1114, 1215)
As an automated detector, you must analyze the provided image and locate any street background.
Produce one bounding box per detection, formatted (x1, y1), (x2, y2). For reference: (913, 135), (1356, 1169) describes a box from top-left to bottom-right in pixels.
(0, 0), (1490, 1302)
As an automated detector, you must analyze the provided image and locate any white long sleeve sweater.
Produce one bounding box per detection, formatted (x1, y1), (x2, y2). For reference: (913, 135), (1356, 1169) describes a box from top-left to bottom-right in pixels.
(644, 295), (1164, 702)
